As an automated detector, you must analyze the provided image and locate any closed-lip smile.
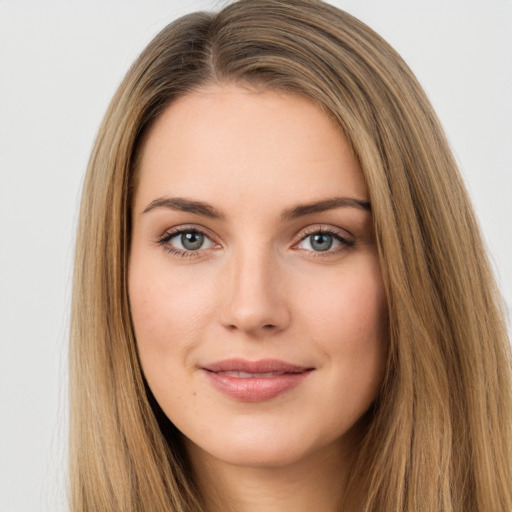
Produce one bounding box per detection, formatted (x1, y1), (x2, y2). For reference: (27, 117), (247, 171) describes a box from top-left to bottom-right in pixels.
(201, 358), (314, 402)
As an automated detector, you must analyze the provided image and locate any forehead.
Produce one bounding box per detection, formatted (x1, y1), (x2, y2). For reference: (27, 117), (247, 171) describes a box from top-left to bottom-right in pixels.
(134, 84), (367, 213)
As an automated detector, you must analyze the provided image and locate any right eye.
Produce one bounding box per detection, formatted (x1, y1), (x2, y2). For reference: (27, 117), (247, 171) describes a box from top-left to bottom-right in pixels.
(158, 228), (216, 256)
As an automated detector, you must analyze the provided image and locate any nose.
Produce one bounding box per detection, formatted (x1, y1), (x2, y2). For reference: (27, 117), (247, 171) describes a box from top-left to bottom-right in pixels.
(219, 248), (290, 336)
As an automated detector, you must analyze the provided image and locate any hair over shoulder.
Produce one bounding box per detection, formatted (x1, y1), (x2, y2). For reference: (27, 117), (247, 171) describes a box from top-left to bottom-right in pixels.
(70, 1), (512, 510)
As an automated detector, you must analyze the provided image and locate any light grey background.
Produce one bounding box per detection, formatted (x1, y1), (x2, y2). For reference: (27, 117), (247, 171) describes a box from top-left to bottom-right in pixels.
(0, 1), (511, 510)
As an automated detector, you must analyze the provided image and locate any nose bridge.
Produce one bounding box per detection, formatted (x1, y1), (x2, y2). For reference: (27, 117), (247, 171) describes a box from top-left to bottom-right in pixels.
(220, 241), (289, 335)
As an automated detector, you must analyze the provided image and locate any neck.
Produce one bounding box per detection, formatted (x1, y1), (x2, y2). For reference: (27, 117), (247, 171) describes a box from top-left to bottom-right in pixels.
(186, 438), (360, 512)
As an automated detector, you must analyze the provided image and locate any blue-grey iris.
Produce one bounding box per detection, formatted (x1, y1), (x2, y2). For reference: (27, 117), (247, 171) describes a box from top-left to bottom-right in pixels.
(181, 232), (204, 250)
(311, 234), (333, 251)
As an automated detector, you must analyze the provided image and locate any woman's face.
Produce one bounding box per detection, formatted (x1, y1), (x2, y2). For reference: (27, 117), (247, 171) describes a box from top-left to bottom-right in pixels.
(129, 84), (388, 469)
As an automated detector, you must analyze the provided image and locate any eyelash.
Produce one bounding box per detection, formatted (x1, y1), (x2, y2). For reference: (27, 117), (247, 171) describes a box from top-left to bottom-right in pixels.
(156, 226), (215, 259)
(294, 227), (355, 257)
(156, 225), (355, 259)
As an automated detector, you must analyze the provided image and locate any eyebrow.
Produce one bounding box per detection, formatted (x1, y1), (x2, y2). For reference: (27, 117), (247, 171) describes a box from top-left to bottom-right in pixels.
(281, 196), (371, 220)
(142, 195), (370, 220)
(143, 197), (225, 219)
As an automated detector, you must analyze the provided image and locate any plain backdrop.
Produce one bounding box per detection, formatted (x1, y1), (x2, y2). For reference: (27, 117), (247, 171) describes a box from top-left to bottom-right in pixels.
(0, 1), (511, 510)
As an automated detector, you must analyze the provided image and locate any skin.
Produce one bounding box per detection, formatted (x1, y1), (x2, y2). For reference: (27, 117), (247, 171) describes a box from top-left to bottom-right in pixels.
(129, 84), (388, 512)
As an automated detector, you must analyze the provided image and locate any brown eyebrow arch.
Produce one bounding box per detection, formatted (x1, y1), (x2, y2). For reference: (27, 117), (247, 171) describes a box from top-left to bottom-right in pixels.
(281, 196), (371, 220)
(143, 197), (225, 219)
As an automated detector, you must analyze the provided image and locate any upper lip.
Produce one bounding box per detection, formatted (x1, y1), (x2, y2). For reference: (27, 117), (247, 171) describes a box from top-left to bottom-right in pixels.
(202, 358), (313, 374)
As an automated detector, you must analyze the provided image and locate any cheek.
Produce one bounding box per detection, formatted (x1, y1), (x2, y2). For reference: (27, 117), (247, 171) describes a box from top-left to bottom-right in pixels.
(298, 256), (387, 343)
(128, 254), (215, 366)
(295, 255), (388, 394)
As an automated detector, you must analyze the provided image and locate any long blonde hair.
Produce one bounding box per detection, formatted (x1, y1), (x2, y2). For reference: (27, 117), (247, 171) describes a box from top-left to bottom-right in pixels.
(70, 1), (512, 510)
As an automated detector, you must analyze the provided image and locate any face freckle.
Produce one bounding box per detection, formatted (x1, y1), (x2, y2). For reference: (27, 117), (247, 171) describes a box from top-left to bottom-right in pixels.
(128, 83), (388, 471)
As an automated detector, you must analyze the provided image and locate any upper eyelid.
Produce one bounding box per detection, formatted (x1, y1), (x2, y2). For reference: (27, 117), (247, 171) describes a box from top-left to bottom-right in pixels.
(294, 224), (353, 241)
(159, 224), (217, 241)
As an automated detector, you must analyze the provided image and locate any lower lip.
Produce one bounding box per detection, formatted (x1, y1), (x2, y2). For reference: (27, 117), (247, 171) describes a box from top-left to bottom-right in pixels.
(202, 370), (312, 402)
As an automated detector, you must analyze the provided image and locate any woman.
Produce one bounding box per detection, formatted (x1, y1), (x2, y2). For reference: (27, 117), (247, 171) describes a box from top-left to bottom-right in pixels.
(70, 1), (512, 510)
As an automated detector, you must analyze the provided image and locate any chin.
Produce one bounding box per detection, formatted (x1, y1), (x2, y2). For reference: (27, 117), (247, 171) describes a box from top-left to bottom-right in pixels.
(193, 442), (309, 469)
(183, 423), (344, 471)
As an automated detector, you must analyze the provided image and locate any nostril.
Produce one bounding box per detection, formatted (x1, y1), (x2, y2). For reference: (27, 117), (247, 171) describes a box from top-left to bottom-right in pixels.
(225, 323), (276, 332)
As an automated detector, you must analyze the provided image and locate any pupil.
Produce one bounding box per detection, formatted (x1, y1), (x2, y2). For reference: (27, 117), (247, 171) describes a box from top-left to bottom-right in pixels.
(311, 234), (332, 251)
(181, 232), (204, 250)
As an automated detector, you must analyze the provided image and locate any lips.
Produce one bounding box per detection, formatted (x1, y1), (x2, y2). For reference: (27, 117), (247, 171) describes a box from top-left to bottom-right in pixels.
(214, 370), (291, 378)
(201, 358), (314, 402)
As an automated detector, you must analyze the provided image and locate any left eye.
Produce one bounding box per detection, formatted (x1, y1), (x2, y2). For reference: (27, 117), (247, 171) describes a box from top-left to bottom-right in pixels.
(297, 232), (345, 252)
(168, 231), (214, 251)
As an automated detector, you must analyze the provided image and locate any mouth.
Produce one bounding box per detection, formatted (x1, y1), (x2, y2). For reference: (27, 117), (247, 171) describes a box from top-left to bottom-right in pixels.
(201, 358), (314, 402)
(203, 358), (312, 374)
(211, 370), (297, 378)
